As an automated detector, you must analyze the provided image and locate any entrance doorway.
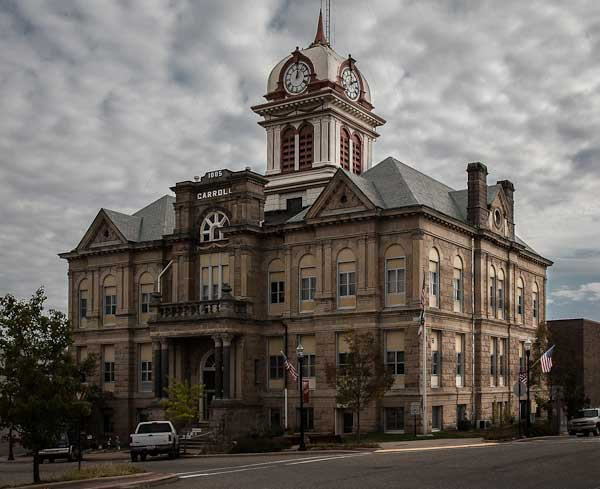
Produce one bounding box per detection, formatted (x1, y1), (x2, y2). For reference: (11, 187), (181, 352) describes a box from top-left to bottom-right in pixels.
(343, 412), (354, 434)
(201, 352), (216, 420)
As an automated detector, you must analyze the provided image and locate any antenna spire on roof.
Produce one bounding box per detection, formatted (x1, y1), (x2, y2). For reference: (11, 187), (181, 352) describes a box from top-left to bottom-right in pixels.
(311, 8), (329, 47)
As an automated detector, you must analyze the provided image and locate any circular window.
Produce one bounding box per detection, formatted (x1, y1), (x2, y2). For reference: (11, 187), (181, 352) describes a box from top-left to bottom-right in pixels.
(494, 209), (502, 228)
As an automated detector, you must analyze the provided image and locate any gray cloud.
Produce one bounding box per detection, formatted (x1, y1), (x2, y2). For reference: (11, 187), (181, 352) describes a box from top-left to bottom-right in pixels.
(0, 0), (599, 321)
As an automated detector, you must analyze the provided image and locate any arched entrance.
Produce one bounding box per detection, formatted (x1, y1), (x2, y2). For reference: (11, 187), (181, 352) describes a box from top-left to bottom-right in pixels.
(200, 351), (216, 420)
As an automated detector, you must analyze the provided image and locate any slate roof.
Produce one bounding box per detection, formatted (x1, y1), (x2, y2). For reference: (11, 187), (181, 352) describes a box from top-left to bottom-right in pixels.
(102, 195), (175, 243)
(286, 156), (537, 253)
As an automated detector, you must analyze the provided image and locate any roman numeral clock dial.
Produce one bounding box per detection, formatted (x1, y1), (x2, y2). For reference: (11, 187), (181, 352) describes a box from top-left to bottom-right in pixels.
(342, 68), (360, 101)
(284, 61), (310, 95)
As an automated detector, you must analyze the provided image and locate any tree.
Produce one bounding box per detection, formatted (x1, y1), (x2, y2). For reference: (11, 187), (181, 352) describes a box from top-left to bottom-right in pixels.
(0, 288), (90, 483)
(327, 331), (394, 442)
(160, 378), (203, 429)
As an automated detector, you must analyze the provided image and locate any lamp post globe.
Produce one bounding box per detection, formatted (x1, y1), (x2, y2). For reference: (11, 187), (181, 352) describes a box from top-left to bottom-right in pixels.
(524, 338), (532, 437)
(296, 343), (306, 451)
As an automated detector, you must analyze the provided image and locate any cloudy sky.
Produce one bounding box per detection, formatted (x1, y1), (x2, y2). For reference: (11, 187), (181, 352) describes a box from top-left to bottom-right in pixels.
(0, 0), (599, 320)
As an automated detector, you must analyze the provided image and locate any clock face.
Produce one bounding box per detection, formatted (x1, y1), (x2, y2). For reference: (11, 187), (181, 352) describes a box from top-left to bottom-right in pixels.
(284, 62), (310, 95)
(341, 68), (360, 101)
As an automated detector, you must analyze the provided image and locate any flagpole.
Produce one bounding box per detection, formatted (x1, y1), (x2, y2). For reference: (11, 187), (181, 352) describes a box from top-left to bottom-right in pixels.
(284, 388), (288, 430)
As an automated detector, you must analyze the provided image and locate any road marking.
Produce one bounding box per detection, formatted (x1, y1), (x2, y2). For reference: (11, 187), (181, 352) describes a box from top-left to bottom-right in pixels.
(286, 453), (372, 465)
(180, 465), (272, 478)
(176, 454), (343, 478)
(375, 442), (498, 453)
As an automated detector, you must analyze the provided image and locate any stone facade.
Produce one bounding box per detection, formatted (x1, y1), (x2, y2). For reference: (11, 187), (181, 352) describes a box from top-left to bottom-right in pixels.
(59, 15), (552, 443)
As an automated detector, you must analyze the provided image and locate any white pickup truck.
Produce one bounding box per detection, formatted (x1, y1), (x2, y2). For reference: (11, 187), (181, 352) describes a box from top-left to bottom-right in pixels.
(129, 421), (180, 461)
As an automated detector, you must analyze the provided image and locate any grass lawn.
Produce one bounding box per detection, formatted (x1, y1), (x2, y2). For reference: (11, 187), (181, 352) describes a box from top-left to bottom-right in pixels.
(352, 430), (485, 443)
(47, 464), (145, 482)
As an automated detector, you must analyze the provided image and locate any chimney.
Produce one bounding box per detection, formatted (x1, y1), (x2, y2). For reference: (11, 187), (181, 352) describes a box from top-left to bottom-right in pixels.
(467, 162), (488, 228)
(497, 179), (515, 239)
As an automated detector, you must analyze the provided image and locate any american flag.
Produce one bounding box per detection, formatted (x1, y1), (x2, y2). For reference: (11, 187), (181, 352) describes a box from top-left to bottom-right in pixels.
(418, 271), (426, 336)
(519, 369), (527, 386)
(540, 345), (555, 373)
(280, 351), (298, 382)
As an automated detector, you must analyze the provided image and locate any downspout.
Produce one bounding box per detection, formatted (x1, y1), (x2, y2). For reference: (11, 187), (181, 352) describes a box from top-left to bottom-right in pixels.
(471, 237), (476, 425)
(284, 322), (289, 431)
(157, 260), (174, 295)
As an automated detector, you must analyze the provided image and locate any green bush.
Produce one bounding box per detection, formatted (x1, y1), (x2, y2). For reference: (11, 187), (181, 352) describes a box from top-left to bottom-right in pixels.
(229, 435), (292, 454)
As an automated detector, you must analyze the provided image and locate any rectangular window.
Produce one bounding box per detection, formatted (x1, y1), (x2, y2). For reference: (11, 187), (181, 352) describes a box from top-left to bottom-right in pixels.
(431, 330), (441, 388)
(384, 407), (405, 432)
(429, 269), (439, 306)
(139, 343), (153, 392)
(517, 288), (524, 317)
(533, 292), (539, 320)
(490, 337), (497, 386)
(200, 254), (229, 300)
(298, 335), (316, 378)
(432, 406), (442, 431)
(498, 283), (504, 313)
(270, 275), (285, 304)
(489, 278), (496, 312)
(301, 276), (316, 301)
(385, 257), (406, 296)
(268, 337), (284, 389)
(269, 355), (284, 379)
(337, 333), (352, 374)
(499, 338), (507, 380)
(104, 288), (117, 316)
(456, 333), (465, 387)
(102, 345), (115, 386)
(453, 268), (462, 312)
(338, 271), (356, 297)
(385, 330), (405, 376)
(79, 290), (88, 319)
(296, 407), (314, 431)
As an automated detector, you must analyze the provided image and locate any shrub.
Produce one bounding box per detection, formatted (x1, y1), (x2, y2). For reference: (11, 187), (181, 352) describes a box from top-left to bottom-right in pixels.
(229, 435), (292, 454)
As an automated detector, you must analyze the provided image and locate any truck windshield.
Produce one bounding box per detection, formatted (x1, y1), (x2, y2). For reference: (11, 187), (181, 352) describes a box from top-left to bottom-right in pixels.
(575, 409), (598, 418)
(137, 423), (172, 434)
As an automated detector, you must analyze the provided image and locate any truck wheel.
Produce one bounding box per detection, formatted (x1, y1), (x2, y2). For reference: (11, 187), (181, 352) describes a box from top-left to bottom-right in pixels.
(594, 425), (600, 436)
(131, 453), (138, 462)
(585, 430), (591, 437)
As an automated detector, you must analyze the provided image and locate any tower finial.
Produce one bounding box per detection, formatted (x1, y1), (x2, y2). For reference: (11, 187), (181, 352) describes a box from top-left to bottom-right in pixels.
(311, 8), (328, 47)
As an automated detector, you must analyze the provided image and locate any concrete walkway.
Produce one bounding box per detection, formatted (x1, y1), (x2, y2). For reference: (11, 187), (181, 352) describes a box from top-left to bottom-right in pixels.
(377, 437), (486, 450)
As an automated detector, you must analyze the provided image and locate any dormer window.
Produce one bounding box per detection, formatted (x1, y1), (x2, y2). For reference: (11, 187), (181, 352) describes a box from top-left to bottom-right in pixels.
(201, 211), (229, 242)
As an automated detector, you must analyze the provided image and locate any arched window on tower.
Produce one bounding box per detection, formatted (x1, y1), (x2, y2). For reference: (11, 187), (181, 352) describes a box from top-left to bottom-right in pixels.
(352, 133), (362, 174)
(281, 127), (295, 173)
(298, 124), (314, 170)
(340, 128), (350, 171)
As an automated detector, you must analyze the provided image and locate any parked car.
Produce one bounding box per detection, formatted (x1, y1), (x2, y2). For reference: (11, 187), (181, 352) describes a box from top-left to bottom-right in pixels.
(40, 433), (77, 463)
(129, 421), (180, 461)
(568, 408), (600, 436)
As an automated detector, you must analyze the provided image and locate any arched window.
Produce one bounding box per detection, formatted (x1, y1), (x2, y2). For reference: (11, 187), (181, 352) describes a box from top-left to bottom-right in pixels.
(429, 248), (440, 308)
(78, 278), (89, 327)
(533, 282), (540, 323)
(298, 124), (313, 170)
(139, 272), (154, 319)
(497, 269), (505, 319)
(453, 256), (463, 313)
(337, 248), (356, 309)
(385, 244), (406, 307)
(268, 259), (285, 315)
(489, 266), (497, 315)
(201, 210), (229, 242)
(517, 277), (524, 322)
(352, 133), (362, 175)
(299, 254), (317, 313)
(103, 275), (117, 324)
(281, 127), (295, 173)
(340, 128), (350, 170)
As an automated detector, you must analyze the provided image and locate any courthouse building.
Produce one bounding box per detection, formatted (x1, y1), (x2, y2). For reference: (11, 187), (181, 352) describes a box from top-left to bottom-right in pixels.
(60, 14), (552, 441)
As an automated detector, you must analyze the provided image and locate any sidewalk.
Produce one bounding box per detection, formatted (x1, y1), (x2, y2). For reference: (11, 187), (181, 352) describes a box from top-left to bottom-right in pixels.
(377, 437), (487, 450)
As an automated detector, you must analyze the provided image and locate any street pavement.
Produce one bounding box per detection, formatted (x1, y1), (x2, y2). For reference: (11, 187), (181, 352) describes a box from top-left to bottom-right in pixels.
(1, 437), (599, 489)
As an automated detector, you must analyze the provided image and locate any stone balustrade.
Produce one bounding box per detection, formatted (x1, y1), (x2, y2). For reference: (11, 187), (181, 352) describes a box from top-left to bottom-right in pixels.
(154, 298), (249, 322)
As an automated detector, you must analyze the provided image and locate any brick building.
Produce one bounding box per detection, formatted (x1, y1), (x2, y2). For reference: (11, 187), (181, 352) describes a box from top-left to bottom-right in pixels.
(59, 13), (552, 442)
(548, 319), (600, 409)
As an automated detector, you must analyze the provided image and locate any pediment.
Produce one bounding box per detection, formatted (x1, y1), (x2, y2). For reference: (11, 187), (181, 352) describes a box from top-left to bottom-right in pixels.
(487, 191), (511, 236)
(306, 171), (377, 219)
(77, 211), (127, 251)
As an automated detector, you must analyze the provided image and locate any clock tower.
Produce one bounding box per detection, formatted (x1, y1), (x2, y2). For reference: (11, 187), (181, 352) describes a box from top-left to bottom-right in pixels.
(251, 10), (386, 212)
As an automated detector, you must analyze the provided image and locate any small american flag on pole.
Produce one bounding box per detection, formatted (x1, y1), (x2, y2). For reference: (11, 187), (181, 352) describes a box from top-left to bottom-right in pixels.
(280, 351), (298, 382)
(540, 345), (555, 373)
(418, 271), (426, 336)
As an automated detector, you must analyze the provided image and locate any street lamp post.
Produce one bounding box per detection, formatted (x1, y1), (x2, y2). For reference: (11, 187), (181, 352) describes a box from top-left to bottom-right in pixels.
(524, 338), (532, 438)
(296, 343), (306, 451)
(75, 390), (86, 471)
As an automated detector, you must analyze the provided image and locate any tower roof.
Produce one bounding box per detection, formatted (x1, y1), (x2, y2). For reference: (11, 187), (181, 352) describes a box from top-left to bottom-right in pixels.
(310, 9), (328, 47)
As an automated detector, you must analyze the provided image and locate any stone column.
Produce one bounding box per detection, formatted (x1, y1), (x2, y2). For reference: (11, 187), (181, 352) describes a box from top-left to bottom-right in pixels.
(160, 340), (169, 398)
(222, 334), (233, 399)
(213, 335), (223, 399)
(152, 341), (162, 397)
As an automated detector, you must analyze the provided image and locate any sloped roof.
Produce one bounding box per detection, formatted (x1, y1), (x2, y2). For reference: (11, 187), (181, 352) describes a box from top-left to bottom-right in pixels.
(101, 195), (175, 243)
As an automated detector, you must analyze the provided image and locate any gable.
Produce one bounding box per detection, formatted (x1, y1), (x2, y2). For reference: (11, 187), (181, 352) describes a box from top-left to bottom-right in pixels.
(306, 170), (378, 219)
(487, 191), (511, 237)
(76, 210), (129, 251)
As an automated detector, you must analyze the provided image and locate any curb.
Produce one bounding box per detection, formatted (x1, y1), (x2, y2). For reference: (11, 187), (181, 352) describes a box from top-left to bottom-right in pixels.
(13, 472), (177, 489)
(180, 448), (376, 458)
